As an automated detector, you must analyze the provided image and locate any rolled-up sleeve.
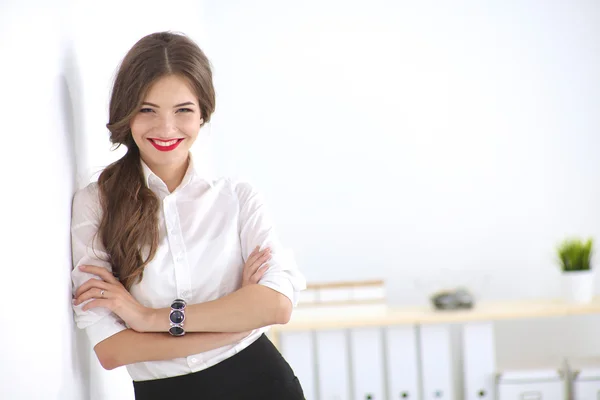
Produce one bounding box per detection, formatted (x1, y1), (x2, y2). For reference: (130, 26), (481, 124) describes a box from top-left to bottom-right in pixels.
(234, 180), (306, 306)
(71, 183), (127, 348)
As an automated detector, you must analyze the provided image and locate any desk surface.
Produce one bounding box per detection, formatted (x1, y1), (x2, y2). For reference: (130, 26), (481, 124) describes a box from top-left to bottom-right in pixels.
(272, 297), (600, 332)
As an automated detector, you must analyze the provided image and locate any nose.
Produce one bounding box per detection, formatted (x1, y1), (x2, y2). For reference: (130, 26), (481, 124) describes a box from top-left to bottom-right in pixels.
(154, 115), (178, 137)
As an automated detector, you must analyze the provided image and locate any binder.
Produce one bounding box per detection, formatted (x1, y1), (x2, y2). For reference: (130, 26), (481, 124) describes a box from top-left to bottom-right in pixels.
(350, 327), (385, 399)
(280, 331), (317, 400)
(385, 325), (420, 400)
(419, 324), (454, 399)
(316, 329), (351, 399)
(463, 322), (496, 400)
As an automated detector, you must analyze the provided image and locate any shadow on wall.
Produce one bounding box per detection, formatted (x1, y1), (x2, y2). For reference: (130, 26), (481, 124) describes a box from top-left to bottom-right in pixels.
(58, 38), (91, 400)
(61, 39), (89, 191)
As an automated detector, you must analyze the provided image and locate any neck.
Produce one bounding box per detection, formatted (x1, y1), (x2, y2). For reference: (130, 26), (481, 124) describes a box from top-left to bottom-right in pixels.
(146, 155), (190, 193)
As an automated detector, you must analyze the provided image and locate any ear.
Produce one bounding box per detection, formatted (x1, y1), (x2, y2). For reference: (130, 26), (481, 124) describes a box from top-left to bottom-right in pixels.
(199, 118), (205, 126)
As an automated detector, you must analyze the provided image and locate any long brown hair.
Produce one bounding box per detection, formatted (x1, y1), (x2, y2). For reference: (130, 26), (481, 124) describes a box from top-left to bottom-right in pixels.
(97, 32), (215, 290)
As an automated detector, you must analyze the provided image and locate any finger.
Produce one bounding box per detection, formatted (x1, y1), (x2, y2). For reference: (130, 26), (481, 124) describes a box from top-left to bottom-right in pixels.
(74, 278), (111, 299)
(246, 251), (271, 278)
(81, 298), (112, 312)
(246, 246), (270, 266)
(244, 262), (261, 281)
(251, 264), (269, 283)
(246, 248), (271, 273)
(245, 249), (262, 267)
(79, 265), (120, 285)
(75, 288), (110, 306)
(255, 251), (273, 269)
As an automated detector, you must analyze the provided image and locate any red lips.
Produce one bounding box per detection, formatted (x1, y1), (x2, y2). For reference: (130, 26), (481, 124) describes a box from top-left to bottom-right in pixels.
(149, 138), (184, 152)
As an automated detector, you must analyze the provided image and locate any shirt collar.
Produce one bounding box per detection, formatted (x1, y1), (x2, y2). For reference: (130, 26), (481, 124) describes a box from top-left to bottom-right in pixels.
(140, 152), (214, 191)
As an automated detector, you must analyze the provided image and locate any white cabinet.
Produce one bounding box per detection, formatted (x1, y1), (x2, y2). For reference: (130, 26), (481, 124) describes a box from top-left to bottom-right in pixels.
(280, 331), (317, 400)
(496, 368), (565, 400)
(350, 327), (385, 400)
(316, 329), (351, 400)
(567, 358), (600, 400)
(463, 322), (496, 400)
(385, 325), (420, 400)
(419, 324), (454, 400)
(573, 379), (600, 400)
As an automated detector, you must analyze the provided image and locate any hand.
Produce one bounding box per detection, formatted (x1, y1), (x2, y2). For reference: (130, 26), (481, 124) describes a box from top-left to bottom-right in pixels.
(242, 246), (272, 287)
(73, 265), (153, 333)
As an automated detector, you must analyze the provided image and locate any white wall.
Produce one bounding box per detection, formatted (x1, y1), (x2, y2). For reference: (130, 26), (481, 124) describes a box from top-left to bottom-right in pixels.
(0, 1), (86, 399)
(203, 0), (600, 397)
(204, 0), (600, 299)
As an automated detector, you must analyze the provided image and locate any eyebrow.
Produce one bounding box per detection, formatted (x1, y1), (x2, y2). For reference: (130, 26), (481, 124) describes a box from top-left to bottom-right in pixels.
(142, 101), (196, 108)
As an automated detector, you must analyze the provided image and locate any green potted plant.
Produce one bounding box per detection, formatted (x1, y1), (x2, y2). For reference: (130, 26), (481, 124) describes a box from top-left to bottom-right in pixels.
(556, 237), (594, 303)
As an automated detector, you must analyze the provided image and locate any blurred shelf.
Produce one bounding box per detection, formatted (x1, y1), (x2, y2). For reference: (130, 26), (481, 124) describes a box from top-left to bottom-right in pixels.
(272, 297), (600, 332)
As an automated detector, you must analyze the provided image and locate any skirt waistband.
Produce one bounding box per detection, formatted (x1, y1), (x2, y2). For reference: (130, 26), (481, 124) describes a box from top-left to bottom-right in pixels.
(133, 333), (297, 399)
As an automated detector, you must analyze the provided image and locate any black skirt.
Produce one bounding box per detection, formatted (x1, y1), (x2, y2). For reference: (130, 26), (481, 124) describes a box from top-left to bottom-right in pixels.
(132, 334), (305, 400)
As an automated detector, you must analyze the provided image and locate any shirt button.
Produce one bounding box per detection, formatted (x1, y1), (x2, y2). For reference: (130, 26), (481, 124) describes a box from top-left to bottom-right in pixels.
(181, 290), (190, 297)
(176, 254), (183, 262)
(191, 357), (197, 363)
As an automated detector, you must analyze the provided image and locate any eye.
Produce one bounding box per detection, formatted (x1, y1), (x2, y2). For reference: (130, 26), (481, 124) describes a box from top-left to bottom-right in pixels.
(176, 108), (194, 113)
(140, 108), (154, 113)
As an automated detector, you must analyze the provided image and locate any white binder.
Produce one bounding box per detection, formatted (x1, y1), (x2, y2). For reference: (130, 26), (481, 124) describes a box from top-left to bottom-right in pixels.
(419, 324), (454, 400)
(350, 327), (385, 400)
(463, 322), (496, 400)
(280, 331), (317, 400)
(385, 325), (420, 400)
(316, 329), (351, 400)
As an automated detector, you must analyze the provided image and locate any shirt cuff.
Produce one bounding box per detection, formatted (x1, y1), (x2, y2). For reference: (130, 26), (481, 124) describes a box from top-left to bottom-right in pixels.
(85, 315), (128, 349)
(259, 278), (297, 307)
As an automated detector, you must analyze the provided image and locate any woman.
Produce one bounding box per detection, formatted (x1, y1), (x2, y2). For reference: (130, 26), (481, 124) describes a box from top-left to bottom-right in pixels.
(71, 31), (306, 399)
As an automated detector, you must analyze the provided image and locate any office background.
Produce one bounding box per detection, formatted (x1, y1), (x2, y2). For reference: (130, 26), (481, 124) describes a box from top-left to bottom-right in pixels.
(1, 0), (599, 398)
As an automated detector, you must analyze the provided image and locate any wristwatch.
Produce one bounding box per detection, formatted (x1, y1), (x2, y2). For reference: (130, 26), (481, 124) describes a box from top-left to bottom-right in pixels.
(169, 298), (187, 336)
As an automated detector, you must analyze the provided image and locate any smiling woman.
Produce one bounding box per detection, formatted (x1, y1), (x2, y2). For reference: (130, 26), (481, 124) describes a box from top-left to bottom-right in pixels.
(130, 75), (204, 188)
(70, 31), (306, 400)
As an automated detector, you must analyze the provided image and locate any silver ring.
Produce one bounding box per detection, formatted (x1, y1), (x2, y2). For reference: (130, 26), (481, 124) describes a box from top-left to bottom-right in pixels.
(100, 290), (106, 298)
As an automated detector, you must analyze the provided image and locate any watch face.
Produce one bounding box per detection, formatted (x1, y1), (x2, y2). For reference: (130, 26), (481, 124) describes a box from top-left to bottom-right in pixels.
(170, 310), (185, 324)
(172, 301), (186, 310)
(169, 326), (185, 336)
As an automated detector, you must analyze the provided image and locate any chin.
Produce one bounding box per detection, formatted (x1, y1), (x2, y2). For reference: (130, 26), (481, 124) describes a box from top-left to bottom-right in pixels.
(143, 148), (188, 164)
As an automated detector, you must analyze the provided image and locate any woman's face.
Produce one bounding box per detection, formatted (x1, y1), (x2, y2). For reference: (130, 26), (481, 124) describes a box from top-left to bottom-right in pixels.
(130, 74), (203, 171)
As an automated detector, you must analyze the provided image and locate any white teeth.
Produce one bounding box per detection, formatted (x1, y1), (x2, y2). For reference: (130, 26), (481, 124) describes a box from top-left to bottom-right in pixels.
(152, 139), (179, 146)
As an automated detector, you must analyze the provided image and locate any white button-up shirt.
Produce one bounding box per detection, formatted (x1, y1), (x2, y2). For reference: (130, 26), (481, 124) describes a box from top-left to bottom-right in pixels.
(71, 156), (306, 381)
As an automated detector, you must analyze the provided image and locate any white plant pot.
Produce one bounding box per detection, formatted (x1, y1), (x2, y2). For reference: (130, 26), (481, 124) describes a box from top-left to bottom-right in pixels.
(562, 270), (595, 304)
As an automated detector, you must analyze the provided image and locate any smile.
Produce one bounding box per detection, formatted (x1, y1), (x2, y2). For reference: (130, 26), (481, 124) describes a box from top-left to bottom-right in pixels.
(149, 138), (184, 152)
